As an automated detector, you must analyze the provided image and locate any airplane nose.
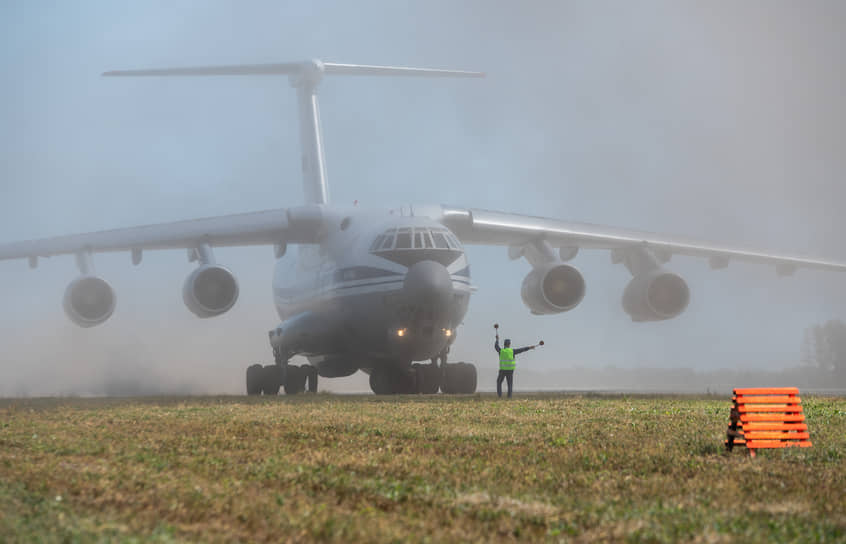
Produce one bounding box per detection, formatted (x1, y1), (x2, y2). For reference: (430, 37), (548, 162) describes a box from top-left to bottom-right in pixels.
(403, 260), (453, 304)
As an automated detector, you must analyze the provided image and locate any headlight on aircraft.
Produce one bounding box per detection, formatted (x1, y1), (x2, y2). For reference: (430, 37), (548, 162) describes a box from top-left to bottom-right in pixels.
(396, 328), (408, 337)
(443, 328), (452, 337)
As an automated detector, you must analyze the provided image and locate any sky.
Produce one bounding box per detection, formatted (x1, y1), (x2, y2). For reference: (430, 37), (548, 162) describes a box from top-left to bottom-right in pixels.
(1, 1), (846, 395)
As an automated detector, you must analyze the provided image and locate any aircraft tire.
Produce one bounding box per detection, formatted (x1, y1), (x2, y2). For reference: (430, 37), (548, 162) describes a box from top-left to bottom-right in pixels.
(441, 363), (459, 394)
(442, 362), (477, 394)
(261, 365), (282, 396)
(413, 363), (440, 394)
(284, 365), (307, 395)
(458, 363), (477, 394)
(369, 371), (391, 395)
(246, 364), (263, 395)
(306, 366), (318, 393)
(393, 370), (416, 394)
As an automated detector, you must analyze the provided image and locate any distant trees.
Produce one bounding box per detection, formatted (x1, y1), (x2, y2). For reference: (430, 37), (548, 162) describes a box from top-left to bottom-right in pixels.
(801, 319), (846, 384)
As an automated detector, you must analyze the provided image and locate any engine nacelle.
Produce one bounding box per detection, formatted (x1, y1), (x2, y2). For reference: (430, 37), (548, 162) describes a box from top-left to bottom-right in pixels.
(622, 270), (690, 322)
(520, 263), (586, 315)
(182, 264), (239, 318)
(63, 276), (116, 327)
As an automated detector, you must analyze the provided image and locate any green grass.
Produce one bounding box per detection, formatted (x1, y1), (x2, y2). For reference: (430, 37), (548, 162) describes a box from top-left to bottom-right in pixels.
(0, 394), (844, 542)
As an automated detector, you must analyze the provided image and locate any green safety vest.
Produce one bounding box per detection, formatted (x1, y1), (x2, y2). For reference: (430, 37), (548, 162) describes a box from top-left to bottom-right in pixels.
(499, 348), (515, 370)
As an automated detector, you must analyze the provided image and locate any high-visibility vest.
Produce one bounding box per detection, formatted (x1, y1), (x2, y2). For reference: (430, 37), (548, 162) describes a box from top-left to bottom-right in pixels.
(499, 348), (515, 370)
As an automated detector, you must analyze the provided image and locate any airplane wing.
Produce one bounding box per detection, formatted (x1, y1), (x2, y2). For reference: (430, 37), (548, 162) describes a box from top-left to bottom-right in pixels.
(439, 206), (846, 274)
(0, 206), (323, 265)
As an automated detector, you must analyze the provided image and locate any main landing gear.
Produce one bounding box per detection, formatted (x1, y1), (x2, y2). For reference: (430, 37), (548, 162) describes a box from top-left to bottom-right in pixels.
(368, 350), (477, 395)
(245, 348), (318, 396)
(283, 364), (318, 395)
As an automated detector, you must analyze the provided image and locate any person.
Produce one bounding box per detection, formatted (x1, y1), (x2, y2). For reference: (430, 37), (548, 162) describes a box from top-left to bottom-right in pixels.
(494, 332), (539, 399)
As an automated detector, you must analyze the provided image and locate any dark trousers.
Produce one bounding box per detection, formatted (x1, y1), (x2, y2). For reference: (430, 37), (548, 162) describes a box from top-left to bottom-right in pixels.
(497, 369), (514, 398)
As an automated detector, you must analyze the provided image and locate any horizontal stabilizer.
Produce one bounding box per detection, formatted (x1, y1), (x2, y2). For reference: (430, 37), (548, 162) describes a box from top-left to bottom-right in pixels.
(103, 63), (305, 77)
(322, 63), (484, 78)
(103, 60), (484, 79)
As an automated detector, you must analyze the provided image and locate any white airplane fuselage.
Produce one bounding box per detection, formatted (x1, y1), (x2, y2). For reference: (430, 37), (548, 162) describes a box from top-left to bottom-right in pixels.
(270, 208), (472, 377)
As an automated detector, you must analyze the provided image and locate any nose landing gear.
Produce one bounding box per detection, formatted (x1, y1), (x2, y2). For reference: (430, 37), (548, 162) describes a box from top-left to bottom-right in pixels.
(368, 350), (477, 395)
(412, 361), (441, 394)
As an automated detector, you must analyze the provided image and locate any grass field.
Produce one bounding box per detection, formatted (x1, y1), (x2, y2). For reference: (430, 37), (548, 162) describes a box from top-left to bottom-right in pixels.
(0, 393), (844, 543)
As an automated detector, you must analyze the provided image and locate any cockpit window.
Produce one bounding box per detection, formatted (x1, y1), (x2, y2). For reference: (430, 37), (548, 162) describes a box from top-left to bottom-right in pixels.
(370, 235), (385, 251)
(431, 232), (449, 249)
(395, 228), (412, 249)
(381, 231), (395, 250)
(370, 226), (463, 266)
(446, 234), (462, 249)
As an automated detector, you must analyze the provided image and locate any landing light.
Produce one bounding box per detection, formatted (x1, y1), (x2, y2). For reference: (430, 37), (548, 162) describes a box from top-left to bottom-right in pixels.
(443, 328), (452, 337)
(396, 328), (408, 337)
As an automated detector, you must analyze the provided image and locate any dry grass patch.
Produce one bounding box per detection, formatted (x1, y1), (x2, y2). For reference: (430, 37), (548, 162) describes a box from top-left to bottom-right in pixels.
(0, 394), (843, 542)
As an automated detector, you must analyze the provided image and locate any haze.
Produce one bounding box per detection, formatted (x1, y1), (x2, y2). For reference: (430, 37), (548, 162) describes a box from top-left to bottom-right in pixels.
(2, 1), (845, 395)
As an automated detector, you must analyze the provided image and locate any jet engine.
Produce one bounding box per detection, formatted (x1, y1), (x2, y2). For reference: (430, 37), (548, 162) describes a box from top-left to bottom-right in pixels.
(182, 264), (239, 318)
(520, 263), (586, 315)
(63, 276), (116, 327)
(622, 270), (690, 322)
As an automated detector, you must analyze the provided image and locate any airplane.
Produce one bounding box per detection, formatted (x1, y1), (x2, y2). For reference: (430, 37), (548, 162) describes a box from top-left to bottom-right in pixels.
(2, 59), (846, 396)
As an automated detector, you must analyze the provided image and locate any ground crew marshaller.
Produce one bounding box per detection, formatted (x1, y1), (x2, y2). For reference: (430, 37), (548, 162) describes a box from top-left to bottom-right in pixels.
(494, 324), (542, 398)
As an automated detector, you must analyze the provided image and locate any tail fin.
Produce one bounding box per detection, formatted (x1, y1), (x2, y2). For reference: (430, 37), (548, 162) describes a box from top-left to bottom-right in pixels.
(104, 60), (484, 205)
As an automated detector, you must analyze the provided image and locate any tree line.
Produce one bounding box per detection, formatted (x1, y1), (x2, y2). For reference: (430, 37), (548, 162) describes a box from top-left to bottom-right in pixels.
(801, 319), (846, 384)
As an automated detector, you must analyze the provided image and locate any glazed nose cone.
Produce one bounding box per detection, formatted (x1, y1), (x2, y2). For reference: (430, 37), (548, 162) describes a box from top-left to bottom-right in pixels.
(403, 260), (453, 304)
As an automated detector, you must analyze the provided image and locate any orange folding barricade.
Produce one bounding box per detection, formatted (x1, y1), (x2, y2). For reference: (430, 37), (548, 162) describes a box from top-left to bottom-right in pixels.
(724, 387), (812, 458)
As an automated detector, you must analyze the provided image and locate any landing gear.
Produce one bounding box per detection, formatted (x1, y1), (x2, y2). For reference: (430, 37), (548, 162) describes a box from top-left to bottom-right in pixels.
(245, 345), (318, 395)
(306, 367), (318, 393)
(245, 364), (284, 395)
(369, 367), (415, 394)
(441, 362), (477, 394)
(246, 364), (263, 395)
(284, 365), (307, 395)
(434, 349), (477, 394)
(281, 365), (318, 395)
(262, 365), (283, 395)
(369, 371), (393, 395)
(367, 351), (477, 395)
(412, 362), (441, 394)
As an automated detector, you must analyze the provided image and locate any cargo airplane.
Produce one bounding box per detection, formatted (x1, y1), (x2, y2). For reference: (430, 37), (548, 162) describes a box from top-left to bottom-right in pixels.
(2, 60), (845, 395)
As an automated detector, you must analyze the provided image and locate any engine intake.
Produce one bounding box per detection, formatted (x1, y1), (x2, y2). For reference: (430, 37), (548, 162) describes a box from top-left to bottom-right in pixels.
(622, 270), (690, 322)
(183, 264), (239, 318)
(521, 263), (586, 315)
(63, 276), (116, 327)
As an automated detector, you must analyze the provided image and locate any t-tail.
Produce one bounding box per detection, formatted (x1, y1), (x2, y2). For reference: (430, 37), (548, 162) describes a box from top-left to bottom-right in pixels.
(103, 60), (485, 205)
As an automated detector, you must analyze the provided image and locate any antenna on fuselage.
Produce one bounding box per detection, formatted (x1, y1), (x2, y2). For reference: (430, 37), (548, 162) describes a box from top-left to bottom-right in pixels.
(103, 60), (485, 206)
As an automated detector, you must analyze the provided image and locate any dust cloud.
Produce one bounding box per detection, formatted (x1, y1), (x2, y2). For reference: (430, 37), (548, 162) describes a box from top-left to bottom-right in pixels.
(2, 2), (846, 396)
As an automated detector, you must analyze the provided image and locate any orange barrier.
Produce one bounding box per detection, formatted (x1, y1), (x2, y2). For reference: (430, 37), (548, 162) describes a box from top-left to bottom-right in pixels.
(724, 387), (812, 458)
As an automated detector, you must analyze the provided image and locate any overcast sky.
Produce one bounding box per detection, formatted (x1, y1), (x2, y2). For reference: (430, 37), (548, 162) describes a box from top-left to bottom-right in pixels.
(2, 1), (846, 395)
